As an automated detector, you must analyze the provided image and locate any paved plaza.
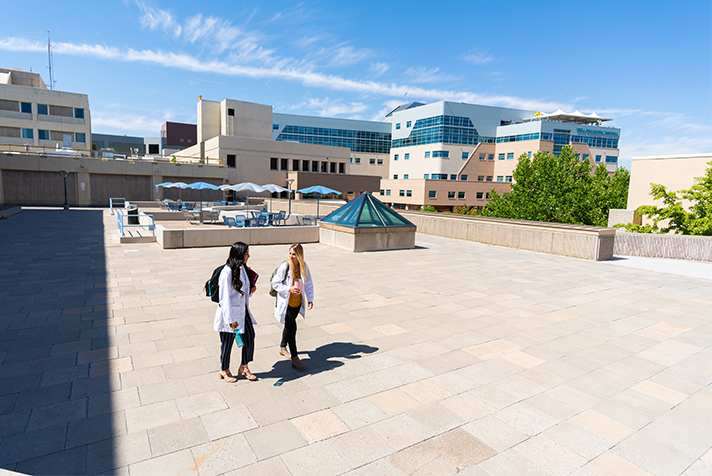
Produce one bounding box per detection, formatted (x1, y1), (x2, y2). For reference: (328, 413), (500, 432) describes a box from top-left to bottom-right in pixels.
(1, 208), (711, 475)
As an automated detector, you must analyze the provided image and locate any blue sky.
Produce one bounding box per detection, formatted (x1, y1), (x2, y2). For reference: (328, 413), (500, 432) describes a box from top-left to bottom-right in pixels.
(1, 0), (710, 169)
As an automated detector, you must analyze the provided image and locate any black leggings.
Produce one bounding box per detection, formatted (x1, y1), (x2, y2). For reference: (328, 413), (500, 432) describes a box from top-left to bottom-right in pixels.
(219, 314), (255, 370)
(280, 305), (300, 358)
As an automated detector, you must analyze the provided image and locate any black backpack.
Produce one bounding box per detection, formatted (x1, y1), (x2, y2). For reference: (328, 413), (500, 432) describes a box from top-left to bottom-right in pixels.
(205, 265), (224, 303)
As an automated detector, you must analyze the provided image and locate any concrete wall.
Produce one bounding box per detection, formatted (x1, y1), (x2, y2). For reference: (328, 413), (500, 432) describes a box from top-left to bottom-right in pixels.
(319, 224), (416, 252)
(614, 230), (712, 262)
(156, 224), (319, 249)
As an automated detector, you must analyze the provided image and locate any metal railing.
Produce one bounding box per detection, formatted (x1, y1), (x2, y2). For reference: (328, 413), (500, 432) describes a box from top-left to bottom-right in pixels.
(115, 208), (155, 237)
(109, 197), (126, 215)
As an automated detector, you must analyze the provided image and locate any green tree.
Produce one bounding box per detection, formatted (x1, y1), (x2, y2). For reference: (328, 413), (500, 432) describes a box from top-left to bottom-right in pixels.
(481, 146), (629, 226)
(619, 161), (712, 235)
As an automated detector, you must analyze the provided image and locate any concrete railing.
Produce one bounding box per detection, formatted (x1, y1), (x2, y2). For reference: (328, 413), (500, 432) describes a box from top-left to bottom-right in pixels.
(401, 212), (616, 261)
(156, 224), (319, 249)
(614, 230), (712, 262)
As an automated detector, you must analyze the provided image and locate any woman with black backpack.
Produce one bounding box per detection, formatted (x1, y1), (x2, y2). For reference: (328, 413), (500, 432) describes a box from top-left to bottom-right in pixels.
(213, 241), (258, 382)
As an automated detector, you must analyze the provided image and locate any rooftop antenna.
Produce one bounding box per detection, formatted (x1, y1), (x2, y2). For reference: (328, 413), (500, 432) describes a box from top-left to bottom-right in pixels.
(47, 31), (56, 90)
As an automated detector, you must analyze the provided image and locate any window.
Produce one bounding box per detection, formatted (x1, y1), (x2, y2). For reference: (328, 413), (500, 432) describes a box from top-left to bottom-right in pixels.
(21, 128), (33, 139)
(20, 102), (31, 113)
(486, 176), (493, 182)
(394, 154), (398, 161)
(281, 158), (288, 171)
(312, 161), (318, 172)
(339, 163), (345, 173)
(330, 162), (336, 173)
(406, 190), (412, 197)
(458, 192), (465, 199)
(355, 157), (361, 164)
(505, 176), (513, 183)
(498, 153), (505, 160)
(486, 192), (490, 199)
(349, 157), (353, 163)
(396, 123), (401, 130)
(488, 154), (494, 161)
(270, 157), (278, 170)
(448, 191), (456, 199)
(74, 108), (85, 119)
(399, 190), (405, 197)
(38, 129), (49, 140)
(226, 154), (236, 167)
(460, 175), (468, 181)
(293, 159), (300, 170)
(404, 174), (409, 179)
(507, 153), (514, 160)
(428, 191), (436, 199)
(321, 162), (328, 173)
(462, 151), (468, 159)
(380, 190), (384, 195)
(272, 123), (278, 130)
(527, 151), (532, 157)
(377, 159), (383, 165)
(149, 144), (159, 154)
(477, 175), (484, 182)
(606, 156), (617, 163)
(37, 104), (48, 115)
(370, 158), (376, 164)
(450, 174), (457, 180)
(476, 192), (484, 199)
(75, 132), (86, 143)
(595, 155), (602, 163)
(433, 151), (449, 158)
(425, 151), (431, 158)
(227, 108), (235, 116)
(479, 153), (486, 160)
(393, 174), (398, 179)
(497, 176), (504, 182)
(424, 174), (429, 179)
(303, 160), (310, 171)
(404, 153), (409, 160)
(582, 154), (589, 161)
(386, 189), (391, 196)
(406, 121), (412, 127)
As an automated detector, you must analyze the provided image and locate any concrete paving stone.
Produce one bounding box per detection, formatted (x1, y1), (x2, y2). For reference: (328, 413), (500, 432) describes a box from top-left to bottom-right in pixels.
(329, 426), (394, 469)
(440, 392), (497, 421)
(66, 411), (125, 448)
(513, 434), (588, 476)
(280, 438), (352, 476)
(369, 413), (431, 451)
(13, 382), (72, 413)
(243, 420), (307, 460)
(15, 445), (87, 475)
(175, 391), (228, 420)
(0, 361), (31, 380)
(77, 346), (118, 365)
(26, 397), (87, 432)
(128, 448), (196, 476)
(544, 420), (613, 460)
(70, 373), (121, 400)
(593, 389), (673, 430)
(0, 411), (29, 438)
(681, 459), (712, 476)
(470, 448), (550, 476)
(0, 423), (67, 466)
(368, 388), (421, 416)
(119, 365), (166, 390)
(190, 434), (257, 476)
(290, 408), (350, 444)
(570, 408), (636, 444)
(468, 382), (522, 410)
(39, 364), (89, 388)
(137, 379), (188, 406)
(125, 400), (181, 434)
(400, 378), (453, 405)
(200, 405), (258, 441)
(462, 415), (528, 453)
(221, 455), (291, 476)
(331, 398), (389, 430)
(0, 393), (18, 415)
(88, 387), (140, 418)
(147, 417), (209, 457)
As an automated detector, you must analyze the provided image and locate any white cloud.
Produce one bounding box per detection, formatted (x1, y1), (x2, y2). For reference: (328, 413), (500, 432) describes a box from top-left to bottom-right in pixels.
(463, 51), (493, 65)
(404, 66), (459, 84)
(135, 1), (181, 38)
(304, 97), (368, 117)
(368, 62), (389, 77)
(92, 113), (164, 134)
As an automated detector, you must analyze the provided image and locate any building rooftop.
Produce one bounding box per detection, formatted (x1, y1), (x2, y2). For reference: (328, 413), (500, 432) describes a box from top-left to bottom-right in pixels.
(0, 208), (710, 474)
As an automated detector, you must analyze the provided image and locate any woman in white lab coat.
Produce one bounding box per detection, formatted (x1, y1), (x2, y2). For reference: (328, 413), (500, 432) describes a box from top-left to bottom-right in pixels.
(272, 243), (314, 369)
(214, 242), (258, 382)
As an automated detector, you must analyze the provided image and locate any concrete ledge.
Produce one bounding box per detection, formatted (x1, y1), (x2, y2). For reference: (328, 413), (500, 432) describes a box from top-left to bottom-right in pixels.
(157, 224), (319, 249)
(319, 223), (416, 252)
(401, 212), (616, 261)
(0, 206), (22, 219)
(614, 230), (712, 261)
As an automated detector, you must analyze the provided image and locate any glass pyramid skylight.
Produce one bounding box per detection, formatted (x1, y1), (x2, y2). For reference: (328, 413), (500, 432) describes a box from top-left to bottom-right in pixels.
(320, 192), (415, 228)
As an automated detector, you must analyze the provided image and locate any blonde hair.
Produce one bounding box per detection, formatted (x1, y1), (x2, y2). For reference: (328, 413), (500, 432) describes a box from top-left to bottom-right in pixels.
(288, 243), (306, 281)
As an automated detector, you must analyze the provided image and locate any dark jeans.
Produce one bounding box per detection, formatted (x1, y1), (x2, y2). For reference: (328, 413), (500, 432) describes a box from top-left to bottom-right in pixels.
(219, 313), (255, 370)
(280, 305), (300, 358)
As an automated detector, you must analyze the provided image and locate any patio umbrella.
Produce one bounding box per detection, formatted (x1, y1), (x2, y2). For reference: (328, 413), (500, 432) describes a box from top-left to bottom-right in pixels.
(222, 182), (267, 209)
(165, 181), (188, 201)
(184, 182), (221, 223)
(296, 185), (341, 219)
(261, 183), (290, 212)
(155, 182), (174, 201)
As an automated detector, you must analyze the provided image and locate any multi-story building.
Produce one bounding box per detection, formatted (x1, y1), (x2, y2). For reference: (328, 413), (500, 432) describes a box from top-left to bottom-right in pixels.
(0, 67), (91, 152)
(381, 101), (620, 210)
(161, 121), (197, 154)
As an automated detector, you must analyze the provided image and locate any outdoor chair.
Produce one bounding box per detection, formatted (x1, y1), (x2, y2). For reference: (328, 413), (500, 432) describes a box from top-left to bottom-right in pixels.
(182, 202), (195, 211)
(251, 215), (268, 227)
(167, 202), (180, 211)
(302, 215), (315, 226)
(272, 210), (287, 226)
(182, 209), (198, 224)
(204, 210), (220, 224)
(223, 216), (237, 227)
(234, 215), (247, 227)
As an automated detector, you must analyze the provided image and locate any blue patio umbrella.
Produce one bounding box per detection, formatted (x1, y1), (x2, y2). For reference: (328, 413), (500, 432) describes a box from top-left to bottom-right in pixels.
(296, 185), (341, 219)
(185, 182), (221, 223)
(164, 181), (188, 201)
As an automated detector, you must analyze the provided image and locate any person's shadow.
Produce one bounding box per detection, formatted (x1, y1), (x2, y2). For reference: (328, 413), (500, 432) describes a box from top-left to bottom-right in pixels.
(259, 342), (378, 386)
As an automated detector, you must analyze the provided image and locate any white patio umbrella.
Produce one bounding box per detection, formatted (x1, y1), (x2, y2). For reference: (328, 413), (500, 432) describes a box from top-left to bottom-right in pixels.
(261, 183), (291, 212)
(184, 182), (221, 223)
(221, 182), (267, 208)
(164, 181), (188, 201)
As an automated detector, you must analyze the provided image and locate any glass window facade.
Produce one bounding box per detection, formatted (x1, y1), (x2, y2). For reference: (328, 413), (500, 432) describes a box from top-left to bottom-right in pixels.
(432, 151), (449, 158)
(37, 104), (48, 115)
(392, 115), (481, 148)
(276, 125), (391, 153)
(38, 129), (49, 140)
(74, 108), (85, 119)
(75, 132), (86, 143)
(507, 153), (514, 160)
(458, 192), (465, 199)
(21, 128), (33, 139)
(428, 191), (436, 198)
(425, 151), (430, 158)
(20, 102), (31, 113)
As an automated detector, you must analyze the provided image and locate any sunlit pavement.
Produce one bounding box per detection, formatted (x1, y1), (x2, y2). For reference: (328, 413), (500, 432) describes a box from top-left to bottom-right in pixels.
(1, 208), (711, 475)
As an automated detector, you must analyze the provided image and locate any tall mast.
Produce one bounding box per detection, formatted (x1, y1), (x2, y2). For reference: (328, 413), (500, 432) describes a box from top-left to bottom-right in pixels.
(47, 31), (55, 90)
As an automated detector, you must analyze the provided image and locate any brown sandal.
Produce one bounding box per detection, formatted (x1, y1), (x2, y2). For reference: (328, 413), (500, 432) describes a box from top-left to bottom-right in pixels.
(279, 347), (291, 359)
(219, 370), (237, 383)
(238, 365), (258, 381)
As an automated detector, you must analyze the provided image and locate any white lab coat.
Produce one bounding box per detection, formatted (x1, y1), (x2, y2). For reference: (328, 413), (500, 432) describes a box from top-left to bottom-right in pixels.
(213, 265), (256, 333)
(272, 261), (314, 324)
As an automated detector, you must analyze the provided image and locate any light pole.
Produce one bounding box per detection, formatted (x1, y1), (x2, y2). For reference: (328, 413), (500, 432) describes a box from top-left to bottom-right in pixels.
(286, 178), (295, 216)
(59, 169), (69, 210)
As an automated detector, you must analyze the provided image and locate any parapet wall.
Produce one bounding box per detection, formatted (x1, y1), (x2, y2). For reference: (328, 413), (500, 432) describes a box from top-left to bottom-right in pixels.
(156, 224), (319, 249)
(401, 212), (616, 261)
(614, 230), (712, 262)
